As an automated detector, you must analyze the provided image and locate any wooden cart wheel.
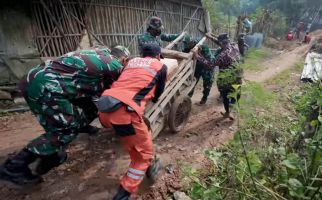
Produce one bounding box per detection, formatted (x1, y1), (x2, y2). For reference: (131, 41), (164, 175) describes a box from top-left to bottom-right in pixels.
(168, 95), (192, 133)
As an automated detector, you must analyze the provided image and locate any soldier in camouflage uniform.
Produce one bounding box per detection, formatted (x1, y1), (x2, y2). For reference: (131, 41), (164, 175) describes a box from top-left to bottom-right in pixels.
(0, 46), (130, 187)
(184, 36), (215, 104)
(195, 33), (242, 119)
(138, 16), (179, 54)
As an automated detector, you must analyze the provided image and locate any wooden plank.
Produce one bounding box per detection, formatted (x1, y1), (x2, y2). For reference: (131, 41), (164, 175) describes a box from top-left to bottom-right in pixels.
(146, 65), (195, 136)
(144, 58), (191, 116)
(145, 37), (208, 122)
(161, 49), (191, 59)
(147, 62), (193, 121)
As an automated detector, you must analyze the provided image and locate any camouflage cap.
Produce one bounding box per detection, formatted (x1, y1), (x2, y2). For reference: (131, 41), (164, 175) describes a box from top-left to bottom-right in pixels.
(148, 16), (164, 30)
(111, 45), (131, 58)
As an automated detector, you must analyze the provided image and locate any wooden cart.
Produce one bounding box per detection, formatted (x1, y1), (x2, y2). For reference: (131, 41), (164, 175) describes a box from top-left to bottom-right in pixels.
(144, 33), (207, 139)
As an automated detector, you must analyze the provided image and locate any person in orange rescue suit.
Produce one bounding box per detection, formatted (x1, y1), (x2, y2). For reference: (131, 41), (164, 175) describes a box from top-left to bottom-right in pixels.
(97, 43), (167, 200)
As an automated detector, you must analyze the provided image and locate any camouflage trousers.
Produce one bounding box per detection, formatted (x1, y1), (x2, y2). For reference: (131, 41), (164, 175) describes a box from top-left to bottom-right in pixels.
(25, 95), (97, 156)
(189, 65), (215, 100)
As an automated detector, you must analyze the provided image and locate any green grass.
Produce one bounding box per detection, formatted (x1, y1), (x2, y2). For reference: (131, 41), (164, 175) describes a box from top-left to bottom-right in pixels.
(267, 61), (304, 85)
(240, 48), (267, 71)
(184, 58), (322, 200)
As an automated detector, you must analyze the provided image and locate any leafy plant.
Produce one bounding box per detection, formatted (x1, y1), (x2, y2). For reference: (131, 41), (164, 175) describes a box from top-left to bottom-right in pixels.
(183, 70), (322, 199)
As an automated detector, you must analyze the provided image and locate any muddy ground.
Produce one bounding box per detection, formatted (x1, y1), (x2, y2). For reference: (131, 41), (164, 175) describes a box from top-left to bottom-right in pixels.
(0, 35), (317, 200)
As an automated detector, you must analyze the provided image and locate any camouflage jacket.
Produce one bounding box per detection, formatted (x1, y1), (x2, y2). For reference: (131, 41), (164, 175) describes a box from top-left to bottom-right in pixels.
(20, 48), (123, 101)
(182, 35), (213, 60)
(138, 32), (178, 54)
(196, 44), (214, 71)
(196, 43), (240, 70)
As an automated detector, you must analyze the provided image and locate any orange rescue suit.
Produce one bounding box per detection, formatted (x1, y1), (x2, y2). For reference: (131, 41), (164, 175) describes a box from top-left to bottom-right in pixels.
(99, 57), (167, 193)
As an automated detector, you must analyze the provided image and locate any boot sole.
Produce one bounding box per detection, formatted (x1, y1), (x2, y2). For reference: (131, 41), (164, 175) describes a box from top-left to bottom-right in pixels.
(146, 159), (163, 183)
(0, 178), (24, 189)
(0, 167), (43, 190)
(0, 178), (42, 191)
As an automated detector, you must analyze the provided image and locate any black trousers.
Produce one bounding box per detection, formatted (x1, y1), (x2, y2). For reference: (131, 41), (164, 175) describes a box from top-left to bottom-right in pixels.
(219, 85), (241, 113)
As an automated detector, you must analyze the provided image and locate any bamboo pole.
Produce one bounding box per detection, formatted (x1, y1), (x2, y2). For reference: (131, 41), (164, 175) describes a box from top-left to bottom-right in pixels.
(64, 1), (105, 45)
(165, 31), (186, 49)
(82, 0), (94, 46)
(38, 2), (57, 56)
(30, 2), (41, 57)
(54, 1), (70, 54)
(39, 27), (58, 55)
(33, 3), (47, 57)
(59, 0), (78, 51)
(52, 2), (67, 55)
(39, 0), (73, 54)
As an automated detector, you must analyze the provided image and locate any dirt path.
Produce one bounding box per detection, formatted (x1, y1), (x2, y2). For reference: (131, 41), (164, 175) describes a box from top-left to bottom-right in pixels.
(0, 36), (317, 199)
(246, 30), (322, 83)
(245, 43), (310, 82)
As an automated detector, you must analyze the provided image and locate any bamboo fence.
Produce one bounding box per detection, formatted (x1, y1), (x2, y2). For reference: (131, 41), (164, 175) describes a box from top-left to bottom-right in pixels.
(30, 0), (207, 57)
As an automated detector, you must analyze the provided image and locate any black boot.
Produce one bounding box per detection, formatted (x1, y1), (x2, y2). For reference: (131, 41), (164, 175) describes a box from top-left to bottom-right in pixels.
(188, 90), (194, 98)
(0, 148), (42, 188)
(35, 151), (67, 175)
(199, 97), (207, 105)
(146, 158), (162, 183)
(78, 125), (100, 135)
(113, 186), (131, 200)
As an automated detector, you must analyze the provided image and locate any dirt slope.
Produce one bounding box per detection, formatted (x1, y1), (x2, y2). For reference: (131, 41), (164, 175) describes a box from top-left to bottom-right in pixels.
(0, 33), (320, 199)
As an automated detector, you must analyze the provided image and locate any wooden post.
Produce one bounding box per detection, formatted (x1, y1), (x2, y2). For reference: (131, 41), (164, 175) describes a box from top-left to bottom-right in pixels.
(161, 48), (191, 59)
(205, 11), (212, 33)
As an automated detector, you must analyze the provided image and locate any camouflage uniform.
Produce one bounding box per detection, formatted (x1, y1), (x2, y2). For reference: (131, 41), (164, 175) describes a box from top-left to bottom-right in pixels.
(20, 48), (123, 155)
(138, 32), (178, 54)
(197, 37), (242, 113)
(185, 36), (215, 103)
(138, 16), (178, 54)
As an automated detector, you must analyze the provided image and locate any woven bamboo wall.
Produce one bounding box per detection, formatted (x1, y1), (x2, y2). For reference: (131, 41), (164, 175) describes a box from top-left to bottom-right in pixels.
(31, 0), (206, 57)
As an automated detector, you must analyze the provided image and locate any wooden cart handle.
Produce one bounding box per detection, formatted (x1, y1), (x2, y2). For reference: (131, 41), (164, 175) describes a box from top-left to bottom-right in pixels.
(165, 31), (187, 50)
(191, 36), (207, 53)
